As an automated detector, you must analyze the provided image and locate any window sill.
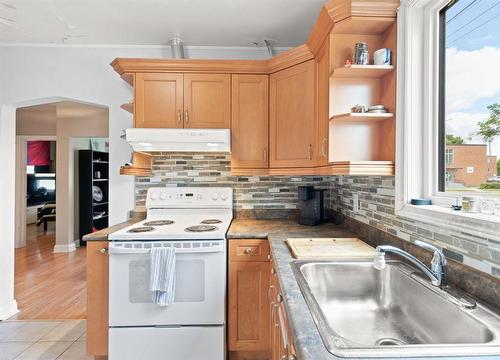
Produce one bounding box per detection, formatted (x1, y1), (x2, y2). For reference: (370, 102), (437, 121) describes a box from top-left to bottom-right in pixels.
(397, 204), (500, 242)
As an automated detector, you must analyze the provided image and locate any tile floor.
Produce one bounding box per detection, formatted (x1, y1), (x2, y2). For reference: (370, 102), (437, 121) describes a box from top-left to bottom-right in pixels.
(0, 320), (91, 360)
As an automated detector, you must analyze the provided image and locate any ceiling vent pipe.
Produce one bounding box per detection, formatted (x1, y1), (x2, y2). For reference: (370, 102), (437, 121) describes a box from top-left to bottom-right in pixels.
(169, 37), (185, 59)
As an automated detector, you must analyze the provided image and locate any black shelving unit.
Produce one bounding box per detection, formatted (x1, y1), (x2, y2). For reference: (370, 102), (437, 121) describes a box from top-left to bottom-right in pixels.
(79, 150), (109, 246)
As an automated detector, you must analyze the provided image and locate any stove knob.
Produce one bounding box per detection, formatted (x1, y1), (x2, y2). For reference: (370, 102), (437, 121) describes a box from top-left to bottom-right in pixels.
(160, 193), (167, 200)
(212, 193), (219, 201)
(150, 193), (158, 200)
(220, 193), (228, 201)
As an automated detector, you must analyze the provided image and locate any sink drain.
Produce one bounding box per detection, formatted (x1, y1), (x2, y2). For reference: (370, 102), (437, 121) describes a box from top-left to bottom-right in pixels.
(375, 338), (406, 346)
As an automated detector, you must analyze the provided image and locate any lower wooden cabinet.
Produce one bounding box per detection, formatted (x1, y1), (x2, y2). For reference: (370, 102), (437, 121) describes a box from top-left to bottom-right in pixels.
(270, 258), (297, 360)
(228, 239), (271, 357)
(86, 241), (109, 357)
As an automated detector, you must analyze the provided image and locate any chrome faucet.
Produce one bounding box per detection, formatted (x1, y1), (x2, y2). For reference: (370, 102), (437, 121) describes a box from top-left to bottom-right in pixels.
(373, 240), (448, 288)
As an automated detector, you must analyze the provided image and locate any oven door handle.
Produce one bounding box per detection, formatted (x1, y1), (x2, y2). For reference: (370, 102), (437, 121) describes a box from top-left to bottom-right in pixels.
(108, 246), (224, 255)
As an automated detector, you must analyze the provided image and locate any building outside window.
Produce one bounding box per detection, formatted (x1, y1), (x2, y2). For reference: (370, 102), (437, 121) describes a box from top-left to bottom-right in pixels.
(439, 0), (500, 193)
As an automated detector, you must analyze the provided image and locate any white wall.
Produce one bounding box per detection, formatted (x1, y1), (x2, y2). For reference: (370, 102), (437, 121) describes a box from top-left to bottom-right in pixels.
(0, 44), (283, 319)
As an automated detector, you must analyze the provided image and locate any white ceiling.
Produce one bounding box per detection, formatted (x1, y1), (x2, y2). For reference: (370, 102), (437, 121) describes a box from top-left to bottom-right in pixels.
(0, 0), (325, 47)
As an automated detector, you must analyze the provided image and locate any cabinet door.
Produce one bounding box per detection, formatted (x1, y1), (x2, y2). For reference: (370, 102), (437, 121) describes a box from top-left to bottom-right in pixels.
(231, 75), (269, 169)
(270, 60), (317, 168)
(87, 241), (109, 356)
(228, 240), (270, 353)
(316, 37), (330, 166)
(183, 74), (231, 128)
(134, 73), (183, 128)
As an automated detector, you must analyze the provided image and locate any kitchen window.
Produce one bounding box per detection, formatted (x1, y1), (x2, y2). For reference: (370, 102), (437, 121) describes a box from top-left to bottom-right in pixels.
(395, 0), (500, 238)
(438, 0), (500, 194)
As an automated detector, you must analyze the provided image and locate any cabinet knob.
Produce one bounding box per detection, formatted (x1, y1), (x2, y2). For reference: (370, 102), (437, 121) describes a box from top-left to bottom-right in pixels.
(308, 144), (312, 160)
(276, 293), (284, 303)
(177, 109), (182, 124)
(267, 254), (272, 261)
(263, 147), (268, 161)
(289, 355), (297, 360)
(243, 247), (253, 255)
(100, 248), (107, 254)
(185, 109), (189, 124)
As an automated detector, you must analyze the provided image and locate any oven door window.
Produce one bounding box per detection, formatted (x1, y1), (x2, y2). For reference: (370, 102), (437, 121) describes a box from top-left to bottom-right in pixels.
(129, 259), (205, 303)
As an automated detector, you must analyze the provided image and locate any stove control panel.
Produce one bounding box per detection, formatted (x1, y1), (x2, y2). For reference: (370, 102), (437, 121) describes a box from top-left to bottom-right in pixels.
(146, 187), (233, 209)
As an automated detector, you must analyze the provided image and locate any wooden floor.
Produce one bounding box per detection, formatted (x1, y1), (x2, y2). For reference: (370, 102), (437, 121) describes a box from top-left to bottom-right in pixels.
(11, 224), (87, 320)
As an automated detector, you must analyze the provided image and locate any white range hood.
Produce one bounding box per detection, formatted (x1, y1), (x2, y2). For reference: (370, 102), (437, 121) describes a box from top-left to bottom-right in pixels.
(125, 128), (231, 152)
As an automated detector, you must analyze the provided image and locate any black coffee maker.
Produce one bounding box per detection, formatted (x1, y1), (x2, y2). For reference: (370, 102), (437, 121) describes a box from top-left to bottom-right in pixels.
(298, 186), (325, 226)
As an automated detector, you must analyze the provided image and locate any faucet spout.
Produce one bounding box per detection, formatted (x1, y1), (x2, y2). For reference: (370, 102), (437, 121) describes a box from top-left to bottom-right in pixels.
(375, 241), (448, 288)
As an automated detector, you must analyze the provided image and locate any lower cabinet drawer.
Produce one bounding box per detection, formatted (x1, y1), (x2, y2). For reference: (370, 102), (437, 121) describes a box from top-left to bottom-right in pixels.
(230, 239), (270, 262)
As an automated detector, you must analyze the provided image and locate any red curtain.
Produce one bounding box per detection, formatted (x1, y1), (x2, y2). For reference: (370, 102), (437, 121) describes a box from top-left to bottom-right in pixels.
(27, 141), (51, 166)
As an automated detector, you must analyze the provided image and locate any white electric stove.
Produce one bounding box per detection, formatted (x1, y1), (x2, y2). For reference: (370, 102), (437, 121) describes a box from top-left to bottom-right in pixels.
(108, 187), (233, 360)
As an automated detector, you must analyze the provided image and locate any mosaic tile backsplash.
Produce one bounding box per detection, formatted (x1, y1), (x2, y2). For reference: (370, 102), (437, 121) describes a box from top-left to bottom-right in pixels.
(328, 176), (500, 279)
(134, 153), (499, 278)
(135, 153), (332, 212)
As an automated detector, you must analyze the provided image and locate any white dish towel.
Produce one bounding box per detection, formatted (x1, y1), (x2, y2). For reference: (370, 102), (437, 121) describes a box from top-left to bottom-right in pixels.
(149, 247), (176, 306)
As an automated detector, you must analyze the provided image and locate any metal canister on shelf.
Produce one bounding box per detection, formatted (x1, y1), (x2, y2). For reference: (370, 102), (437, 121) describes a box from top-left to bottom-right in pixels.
(354, 42), (369, 65)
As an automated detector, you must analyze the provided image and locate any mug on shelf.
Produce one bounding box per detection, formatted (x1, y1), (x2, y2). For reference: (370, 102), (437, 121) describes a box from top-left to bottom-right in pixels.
(374, 48), (391, 65)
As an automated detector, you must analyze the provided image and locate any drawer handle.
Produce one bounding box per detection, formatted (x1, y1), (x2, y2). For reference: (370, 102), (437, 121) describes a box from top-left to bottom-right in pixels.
(177, 109), (182, 124)
(276, 293), (283, 303)
(243, 247), (253, 255)
(100, 248), (107, 254)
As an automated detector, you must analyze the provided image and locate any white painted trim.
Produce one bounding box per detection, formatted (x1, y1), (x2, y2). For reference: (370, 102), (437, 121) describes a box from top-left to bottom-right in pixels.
(395, 0), (500, 232)
(15, 139), (27, 249)
(0, 300), (19, 321)
(0, 96), (106, 321)
(0, 43), (292, 51)
(15, 135), (57, 249)
(74, 239), (81, 248)
(53, 243), (76, 253)
(398, 204), (500, 241)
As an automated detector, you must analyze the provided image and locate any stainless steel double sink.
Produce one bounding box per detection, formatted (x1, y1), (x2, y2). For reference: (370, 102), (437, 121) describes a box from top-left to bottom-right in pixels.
(292, 259), (500, 357)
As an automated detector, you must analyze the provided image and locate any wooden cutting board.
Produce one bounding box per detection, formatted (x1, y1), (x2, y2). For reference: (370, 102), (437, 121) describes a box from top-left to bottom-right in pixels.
(286, 238), (375, 259)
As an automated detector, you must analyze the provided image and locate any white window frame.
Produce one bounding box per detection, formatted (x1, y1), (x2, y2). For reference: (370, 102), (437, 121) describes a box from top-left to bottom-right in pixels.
(395, 0), (500, 239)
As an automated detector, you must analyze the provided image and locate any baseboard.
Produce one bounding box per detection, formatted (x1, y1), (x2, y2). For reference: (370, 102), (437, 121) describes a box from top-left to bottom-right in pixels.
(0, 300), (19, 320)
(74, 239), (81, 248)
(53, 243), (77, 253)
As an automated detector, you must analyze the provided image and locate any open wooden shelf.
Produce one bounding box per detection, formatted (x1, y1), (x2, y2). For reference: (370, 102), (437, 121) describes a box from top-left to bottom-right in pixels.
(120, 151), (152, 177)
(120, 166), (152, 176)
(328, 161), (394, 175)
(120, 102), (133, 114)
(330, 112), (394, 122)
(331, 65), (394, 78)
(332, 16), (396, 35)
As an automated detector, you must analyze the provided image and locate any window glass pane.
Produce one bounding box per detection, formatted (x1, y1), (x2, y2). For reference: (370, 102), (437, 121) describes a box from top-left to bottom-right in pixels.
(441, 0), (500, 194)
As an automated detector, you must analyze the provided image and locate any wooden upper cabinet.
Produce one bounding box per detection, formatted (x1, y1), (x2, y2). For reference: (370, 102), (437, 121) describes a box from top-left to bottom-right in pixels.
(231, 75), (269, 169)
(270, 60), (317, 168)
(134, 73), (183, 128)
(183, 74), (231, 129)
(316, 36), (330, 166)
